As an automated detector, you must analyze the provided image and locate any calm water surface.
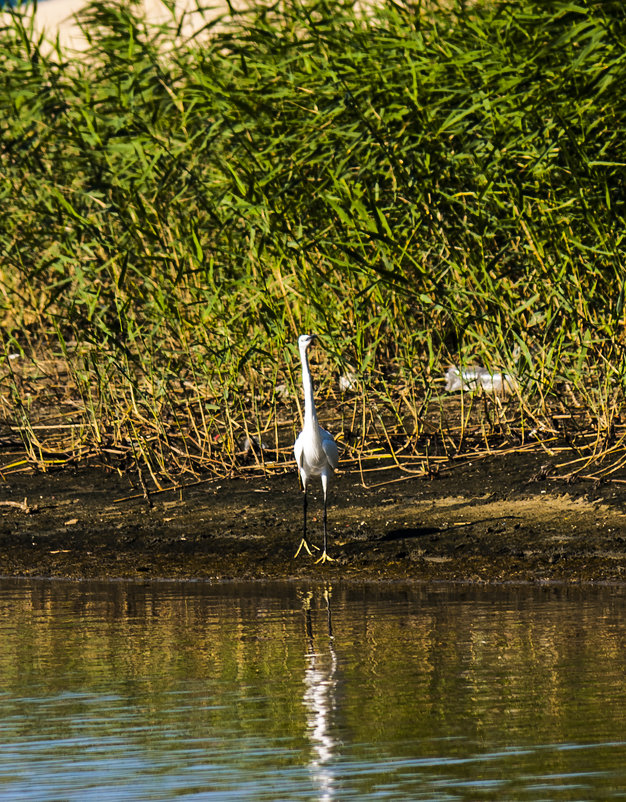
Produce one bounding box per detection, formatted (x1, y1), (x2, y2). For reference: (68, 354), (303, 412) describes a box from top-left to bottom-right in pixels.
(0, 579), (625, 801)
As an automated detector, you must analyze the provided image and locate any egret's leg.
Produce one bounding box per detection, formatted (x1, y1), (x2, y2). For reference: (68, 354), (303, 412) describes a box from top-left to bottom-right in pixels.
(295, 483), (318, 557)
(315, 477), (335, 564)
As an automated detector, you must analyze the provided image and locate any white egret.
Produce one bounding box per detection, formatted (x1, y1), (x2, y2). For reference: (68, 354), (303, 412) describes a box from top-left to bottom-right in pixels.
(294, 334), (339, 563)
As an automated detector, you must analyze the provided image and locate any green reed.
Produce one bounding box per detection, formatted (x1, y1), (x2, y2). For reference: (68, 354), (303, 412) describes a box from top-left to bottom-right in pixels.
(0, 0), (624, 482)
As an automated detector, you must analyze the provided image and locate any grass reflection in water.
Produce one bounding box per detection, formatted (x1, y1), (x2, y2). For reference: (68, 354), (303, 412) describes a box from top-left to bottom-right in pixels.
(0, 579), (625, 801)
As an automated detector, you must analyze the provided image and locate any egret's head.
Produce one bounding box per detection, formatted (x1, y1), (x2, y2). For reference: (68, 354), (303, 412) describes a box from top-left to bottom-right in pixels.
(298, 333), (317, 351)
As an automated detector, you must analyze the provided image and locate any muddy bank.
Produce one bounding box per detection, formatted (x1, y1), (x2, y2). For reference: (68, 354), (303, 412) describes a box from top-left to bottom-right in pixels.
(1, 452), (626, 583)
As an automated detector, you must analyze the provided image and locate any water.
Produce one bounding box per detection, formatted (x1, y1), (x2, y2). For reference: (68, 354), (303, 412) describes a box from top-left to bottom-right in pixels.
(0, 580), (625, 801)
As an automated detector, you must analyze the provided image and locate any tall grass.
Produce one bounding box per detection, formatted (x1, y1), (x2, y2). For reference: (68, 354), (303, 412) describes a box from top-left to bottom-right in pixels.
(0, 0), (625, 484)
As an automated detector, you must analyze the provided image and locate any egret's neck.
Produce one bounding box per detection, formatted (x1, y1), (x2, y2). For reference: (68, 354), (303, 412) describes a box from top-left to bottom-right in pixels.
(300, 347), (318, 430)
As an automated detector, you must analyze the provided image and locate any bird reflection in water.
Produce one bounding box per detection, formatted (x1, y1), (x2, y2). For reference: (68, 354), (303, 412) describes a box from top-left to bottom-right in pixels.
(301, 584), (339, 802)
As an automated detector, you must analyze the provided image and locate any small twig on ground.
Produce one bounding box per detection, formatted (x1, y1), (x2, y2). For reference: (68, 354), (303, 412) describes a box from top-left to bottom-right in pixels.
(0, 497), (36, 513)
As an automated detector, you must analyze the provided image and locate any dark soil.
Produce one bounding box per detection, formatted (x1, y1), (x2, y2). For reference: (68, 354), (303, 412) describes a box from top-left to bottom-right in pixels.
(1, 452), (626, 583)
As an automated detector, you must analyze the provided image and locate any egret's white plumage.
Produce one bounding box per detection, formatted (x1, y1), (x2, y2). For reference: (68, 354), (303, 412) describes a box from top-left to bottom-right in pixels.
(294, 334), (339, 563)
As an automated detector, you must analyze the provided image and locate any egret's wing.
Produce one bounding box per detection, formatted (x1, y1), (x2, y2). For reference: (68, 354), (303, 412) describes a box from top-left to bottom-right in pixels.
(320, 428), (339, 471)
(294, 432), (304, 468)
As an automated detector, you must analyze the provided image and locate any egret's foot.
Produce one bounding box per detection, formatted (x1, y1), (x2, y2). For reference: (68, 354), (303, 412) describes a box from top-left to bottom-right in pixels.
(294, 538), (319, 558)
(315, 550), (335, 564)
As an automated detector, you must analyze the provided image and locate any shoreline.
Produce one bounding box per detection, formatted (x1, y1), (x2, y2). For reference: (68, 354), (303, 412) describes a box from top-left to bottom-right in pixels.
(1, 451), (626, 584)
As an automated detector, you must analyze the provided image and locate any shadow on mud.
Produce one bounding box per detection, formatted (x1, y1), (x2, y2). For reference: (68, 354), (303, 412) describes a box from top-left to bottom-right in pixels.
(382, 527), (440, 541)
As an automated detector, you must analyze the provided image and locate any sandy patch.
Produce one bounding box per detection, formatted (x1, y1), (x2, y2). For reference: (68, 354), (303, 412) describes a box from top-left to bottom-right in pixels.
(3, 0), (232, 51)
